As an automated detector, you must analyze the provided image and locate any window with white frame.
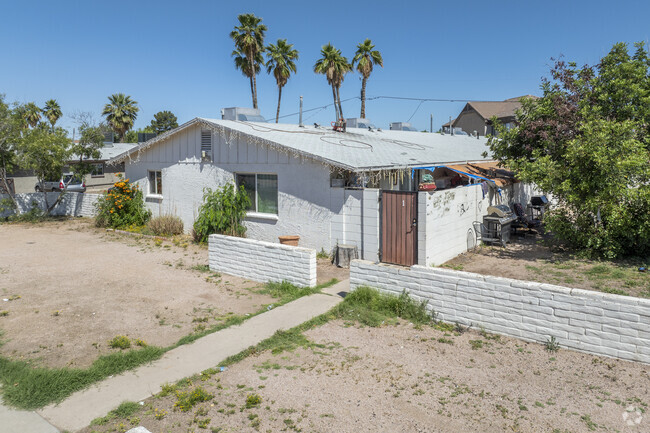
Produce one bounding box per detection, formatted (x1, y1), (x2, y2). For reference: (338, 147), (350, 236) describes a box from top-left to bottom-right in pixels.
(236, 173), (278, 214)
(148, 170), (162, 195)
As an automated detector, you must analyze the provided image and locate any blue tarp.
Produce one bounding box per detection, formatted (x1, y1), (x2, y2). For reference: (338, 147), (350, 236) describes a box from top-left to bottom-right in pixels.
(411, 165), (498, 188)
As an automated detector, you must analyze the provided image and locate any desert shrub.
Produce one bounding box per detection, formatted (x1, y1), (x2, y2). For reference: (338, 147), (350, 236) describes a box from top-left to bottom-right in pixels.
(147, 214), (184, 236)
(95, 177), (151, 229)
(193, 183), (251, 243)
(174, 386), (213, 411)
(108, 335), (131, 350)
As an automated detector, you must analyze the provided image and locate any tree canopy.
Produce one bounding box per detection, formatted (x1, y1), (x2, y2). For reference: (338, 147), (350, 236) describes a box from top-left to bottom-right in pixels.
(314, 43), (351, 120)
(230, 13), (267, 109)
(265, 39), (298, 123)
(352, 39), (383, 119)
(102, 93), (139, 142)
(487, 42), (650, 258)
(150, 110), (178, 134)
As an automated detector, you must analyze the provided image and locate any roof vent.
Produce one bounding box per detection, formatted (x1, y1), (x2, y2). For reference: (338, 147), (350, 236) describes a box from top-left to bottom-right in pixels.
(389, 122), (418, 131)
(221, 107), (266, 122)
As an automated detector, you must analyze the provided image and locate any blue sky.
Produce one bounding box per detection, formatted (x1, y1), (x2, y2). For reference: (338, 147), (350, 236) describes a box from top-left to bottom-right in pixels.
(2, 0), (649, 134)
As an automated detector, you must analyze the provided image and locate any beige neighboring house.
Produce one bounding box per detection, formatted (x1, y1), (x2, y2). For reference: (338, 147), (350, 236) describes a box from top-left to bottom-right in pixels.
(8, 142), (138, 194)
(443, 95), (537, 137)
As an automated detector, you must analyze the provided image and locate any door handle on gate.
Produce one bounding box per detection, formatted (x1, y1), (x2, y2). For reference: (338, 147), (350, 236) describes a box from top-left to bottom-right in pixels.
(412, 218), (417, 227)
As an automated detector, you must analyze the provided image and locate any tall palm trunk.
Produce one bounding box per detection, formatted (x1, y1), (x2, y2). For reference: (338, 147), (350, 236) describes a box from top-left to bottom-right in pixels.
(331, 85), (340, 120)
(336, 85), (344, 120)
(248, 49), (258, 109)
(360, 76), (368, 119)
(275, 85), (282, 123)
(249, 76), (255, 107)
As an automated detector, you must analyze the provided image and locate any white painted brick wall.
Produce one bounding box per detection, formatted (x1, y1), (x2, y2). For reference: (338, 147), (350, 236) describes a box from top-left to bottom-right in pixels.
(209, 234), (317, 287)
(1, 193), (100, 218)
(350, 260), (650, 364)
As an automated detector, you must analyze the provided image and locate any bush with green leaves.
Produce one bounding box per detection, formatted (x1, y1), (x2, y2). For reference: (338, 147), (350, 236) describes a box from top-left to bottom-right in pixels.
(487, 42), (650, 258)
(95, 177), (151, 229)
(192, 183), (251, 243)
(147, 214), (184, 236)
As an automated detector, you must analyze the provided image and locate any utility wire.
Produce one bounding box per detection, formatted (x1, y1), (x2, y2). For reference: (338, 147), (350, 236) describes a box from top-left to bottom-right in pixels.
(277, 95), (491, 120)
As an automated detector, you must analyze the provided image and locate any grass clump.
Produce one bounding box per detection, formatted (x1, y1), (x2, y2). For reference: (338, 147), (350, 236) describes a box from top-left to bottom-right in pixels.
(91, 401), (141, 425)
(0, 346), (164, 409)
(147, 214), (184, 237)
(544, 336), (560, 352)
(246, 393), (262, 408)
(331, 287), (433, 327)
(108, 335), (131, 349)
(174, 386), (214, 412)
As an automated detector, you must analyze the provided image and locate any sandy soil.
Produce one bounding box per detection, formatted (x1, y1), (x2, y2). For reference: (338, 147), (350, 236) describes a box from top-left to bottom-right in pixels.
(80, 320), (649, 433)
(0, 219), (275, 368)
(317, 258), (349, 285)
(444, 235), (650, 298)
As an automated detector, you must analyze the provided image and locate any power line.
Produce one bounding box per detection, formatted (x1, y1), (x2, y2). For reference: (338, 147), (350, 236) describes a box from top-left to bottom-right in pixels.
(277, 95), (488, 120)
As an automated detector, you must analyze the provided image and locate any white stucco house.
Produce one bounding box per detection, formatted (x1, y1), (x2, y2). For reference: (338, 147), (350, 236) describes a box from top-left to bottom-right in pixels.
(110, 116), (537, 266)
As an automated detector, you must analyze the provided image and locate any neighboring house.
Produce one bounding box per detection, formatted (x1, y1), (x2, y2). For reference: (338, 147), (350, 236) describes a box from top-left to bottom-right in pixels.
(110, 116), (538, 266)
(442, 95), (536, 137)
(71, 142), (138, 192)
(8, 142), (138, 193)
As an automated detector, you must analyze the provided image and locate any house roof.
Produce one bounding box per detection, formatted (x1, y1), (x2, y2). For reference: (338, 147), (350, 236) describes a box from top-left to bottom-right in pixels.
(110, 117), (493, 172)
(448, 95), (538, 126)
(72, 142), (138, 163)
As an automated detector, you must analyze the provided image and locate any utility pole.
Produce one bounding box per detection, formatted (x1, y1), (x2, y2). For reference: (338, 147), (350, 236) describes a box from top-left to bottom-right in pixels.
(450, 116), (453, 136)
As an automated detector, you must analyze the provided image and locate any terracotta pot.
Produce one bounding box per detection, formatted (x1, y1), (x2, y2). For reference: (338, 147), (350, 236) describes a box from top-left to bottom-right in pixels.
(278, 235), (300, 246)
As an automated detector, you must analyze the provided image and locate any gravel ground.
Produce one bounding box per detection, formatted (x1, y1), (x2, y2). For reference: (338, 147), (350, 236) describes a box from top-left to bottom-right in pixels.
(0, 219), (274, 368)
(80, 320), (649, 433)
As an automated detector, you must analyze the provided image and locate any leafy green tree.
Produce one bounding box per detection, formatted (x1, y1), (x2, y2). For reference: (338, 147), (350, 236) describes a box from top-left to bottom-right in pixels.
(0, 96), (26, 212)
(124, 126), (155, 143)
(20, 126), (71, 213)
(150, 110), (178, 134)
(71, 121), (104, 178)
(265, 39), (299, 123)
(102, 93), (139, 142)
(230, 13), (267, 109)
(352, 39), (383, 119)
(23, 102), (42, 128)
(487, 42), (650, 258)
(193, 183), (251, 242)
(314, 43), (352, 120)
(43, 99), (62, 129)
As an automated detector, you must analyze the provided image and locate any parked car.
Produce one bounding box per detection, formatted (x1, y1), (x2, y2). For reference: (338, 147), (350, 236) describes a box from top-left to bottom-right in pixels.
(34, 174), (86, 193)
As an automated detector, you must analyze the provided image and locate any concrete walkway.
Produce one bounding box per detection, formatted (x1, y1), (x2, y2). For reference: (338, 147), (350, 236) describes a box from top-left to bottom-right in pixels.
(0, 404), (59, 433)
(35, 280), (348, 432)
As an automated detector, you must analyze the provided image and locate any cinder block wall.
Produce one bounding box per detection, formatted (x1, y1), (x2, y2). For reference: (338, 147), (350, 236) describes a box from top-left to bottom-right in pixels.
(209, 234), (317, 287)
(350, 260), (650, 364)
(0, 193), (100, 218)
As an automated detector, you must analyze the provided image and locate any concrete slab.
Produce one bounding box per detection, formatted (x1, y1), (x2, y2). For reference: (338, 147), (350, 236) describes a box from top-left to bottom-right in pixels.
(38, 286), (346, 432)
(0, 404), (59, 433)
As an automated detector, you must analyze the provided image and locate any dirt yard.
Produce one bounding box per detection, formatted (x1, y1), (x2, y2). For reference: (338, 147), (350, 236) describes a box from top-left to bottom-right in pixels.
(0, 219), (276, 368)
(80, 320), (649, 433)
(444, 235), (650, 298)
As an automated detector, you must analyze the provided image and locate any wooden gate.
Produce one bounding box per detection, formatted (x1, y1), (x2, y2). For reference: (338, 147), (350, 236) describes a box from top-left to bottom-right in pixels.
(381, 191), (417, 266)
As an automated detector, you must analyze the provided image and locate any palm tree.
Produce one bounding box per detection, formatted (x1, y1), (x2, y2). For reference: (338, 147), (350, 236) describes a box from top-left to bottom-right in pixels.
(230, 13), (267, 109)
(43, 99), (62, 129)
(233, 48), (264, 107)
(24, 102), (42, 128)
(352, 39), (383, 119)
(101, 93), (139, 142)
(314, 43), (351, 120)
(265, 39), (299, 123)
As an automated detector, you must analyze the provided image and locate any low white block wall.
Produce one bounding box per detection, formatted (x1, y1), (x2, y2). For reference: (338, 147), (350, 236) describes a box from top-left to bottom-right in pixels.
(351, 260), (650, 364)
(0, 192), (100, 218)
(209, 234), (317, 287)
